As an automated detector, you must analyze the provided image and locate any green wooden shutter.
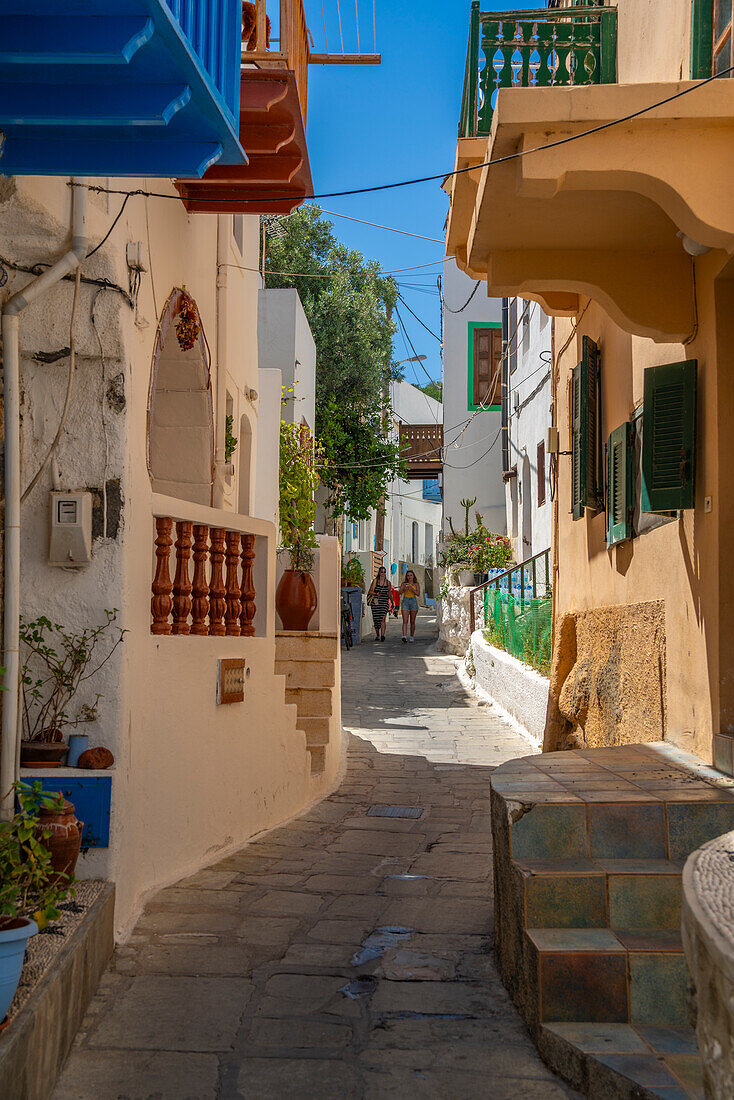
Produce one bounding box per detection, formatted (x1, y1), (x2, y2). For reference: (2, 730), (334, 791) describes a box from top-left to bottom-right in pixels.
(641, 360), (697, 513)
(606, 422), (633, 547)
(571, 336), (601, 520)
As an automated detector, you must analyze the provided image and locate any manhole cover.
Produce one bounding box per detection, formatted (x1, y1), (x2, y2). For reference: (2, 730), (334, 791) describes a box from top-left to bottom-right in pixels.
(366, 805), (424, 819)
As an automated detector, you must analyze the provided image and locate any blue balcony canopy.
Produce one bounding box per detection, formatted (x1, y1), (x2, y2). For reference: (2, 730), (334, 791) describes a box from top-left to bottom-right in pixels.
(0, 0), (246, 178)
(423, 479), (442, 503)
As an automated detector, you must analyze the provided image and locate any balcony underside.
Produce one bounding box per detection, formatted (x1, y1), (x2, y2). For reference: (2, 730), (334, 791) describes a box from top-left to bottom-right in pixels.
(448, 81), (734, 341)
(0, 1), (245, 177)
(175, 69), (312, 214)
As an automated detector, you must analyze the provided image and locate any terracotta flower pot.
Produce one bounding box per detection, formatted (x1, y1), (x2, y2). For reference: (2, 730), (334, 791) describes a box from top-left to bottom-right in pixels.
(37, 798), (83, 883)
(276, 569), (318, 631)
(19, 741), (68, 768)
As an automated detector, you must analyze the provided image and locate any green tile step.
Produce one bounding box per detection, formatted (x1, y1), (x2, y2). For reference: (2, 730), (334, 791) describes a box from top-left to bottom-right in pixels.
(539, 1023), (703, 1100)
(527, 927), (687, 1028)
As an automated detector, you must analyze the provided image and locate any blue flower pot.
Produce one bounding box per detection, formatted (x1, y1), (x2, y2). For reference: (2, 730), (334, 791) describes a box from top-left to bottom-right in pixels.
(0, 919), (37, 1022)
(67, 734), (89, 767)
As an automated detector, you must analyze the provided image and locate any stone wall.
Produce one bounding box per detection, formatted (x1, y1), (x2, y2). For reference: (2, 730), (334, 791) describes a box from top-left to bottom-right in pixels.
(682, 829), (734, 1100)
(437, 584), (479, 656)
(544, 601), (667, 751)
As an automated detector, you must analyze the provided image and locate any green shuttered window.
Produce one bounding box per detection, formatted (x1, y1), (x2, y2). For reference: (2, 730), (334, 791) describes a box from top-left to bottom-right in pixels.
(571, 336), (602, 520)
(606, 422), (634, 546)
(641, 360), (697, 513)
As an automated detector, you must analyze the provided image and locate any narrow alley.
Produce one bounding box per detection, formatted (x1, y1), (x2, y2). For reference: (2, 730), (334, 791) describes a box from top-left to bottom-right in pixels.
(53, 611), (575, 1099)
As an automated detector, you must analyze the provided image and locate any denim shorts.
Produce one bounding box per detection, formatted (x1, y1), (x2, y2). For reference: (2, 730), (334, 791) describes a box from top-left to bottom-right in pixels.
(402, 596), (419, 612)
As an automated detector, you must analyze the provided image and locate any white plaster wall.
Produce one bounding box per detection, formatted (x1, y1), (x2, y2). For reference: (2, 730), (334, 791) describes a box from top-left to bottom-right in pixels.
(505, 297), (552, 561)
(442, 259), (505, 536)
(469, 632), (549, 745)
(437, 584), (478, 656)
(258, 288), (316, 431)
(389, 485), (442, 568)
(254, 367), (282, 530)
(391, 379), (442, 426)
(3, 177), (340, 939)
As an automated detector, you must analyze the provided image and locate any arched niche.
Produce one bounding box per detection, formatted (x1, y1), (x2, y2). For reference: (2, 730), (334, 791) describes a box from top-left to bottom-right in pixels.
(148, 289), (214, 507)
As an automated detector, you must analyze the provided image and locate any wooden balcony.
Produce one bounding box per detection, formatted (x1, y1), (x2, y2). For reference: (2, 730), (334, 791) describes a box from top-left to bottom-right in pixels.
(400, 424), (443, 479)
(176, 0), (381, 214)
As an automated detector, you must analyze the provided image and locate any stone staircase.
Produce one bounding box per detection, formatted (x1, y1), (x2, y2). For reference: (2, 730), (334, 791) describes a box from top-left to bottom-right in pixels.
(275, 631), (338, 776)
(490, 742), (734, 1099)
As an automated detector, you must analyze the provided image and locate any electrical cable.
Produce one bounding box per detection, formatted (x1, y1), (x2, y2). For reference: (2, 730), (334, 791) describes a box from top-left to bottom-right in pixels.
(21, 266), (82, 504)
(70, 65), (734, 208)
(397, 293), (442, 342)
(86, 192), (132, 258)
(442, 281), (480, 314)
(320, 0), (329, 52)
(336, 0), (345, 53)
(317, 208), (445, 243)
(220, 257), (448, 278)
(354, 0), (360, 54)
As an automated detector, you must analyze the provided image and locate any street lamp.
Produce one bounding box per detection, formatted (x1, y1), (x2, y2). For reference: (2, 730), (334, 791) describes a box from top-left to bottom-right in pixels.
(395, 354), (427, 366)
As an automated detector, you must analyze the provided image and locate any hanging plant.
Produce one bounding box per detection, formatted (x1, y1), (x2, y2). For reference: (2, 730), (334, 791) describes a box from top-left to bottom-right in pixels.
(175, 292), (200, 352)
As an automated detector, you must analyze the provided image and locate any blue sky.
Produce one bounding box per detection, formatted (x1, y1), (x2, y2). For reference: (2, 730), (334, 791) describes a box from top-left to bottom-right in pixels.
(302, 0), (544, 391)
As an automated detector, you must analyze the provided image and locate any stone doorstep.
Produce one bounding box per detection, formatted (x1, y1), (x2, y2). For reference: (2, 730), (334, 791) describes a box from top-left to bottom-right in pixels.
(0, 882), (115, 1100)
(275, 660), (336, 689)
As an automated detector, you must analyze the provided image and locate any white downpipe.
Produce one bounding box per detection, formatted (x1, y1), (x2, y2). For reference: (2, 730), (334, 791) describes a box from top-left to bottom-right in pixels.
(0, 179), (88, 820)
(213, 214), (229, 508)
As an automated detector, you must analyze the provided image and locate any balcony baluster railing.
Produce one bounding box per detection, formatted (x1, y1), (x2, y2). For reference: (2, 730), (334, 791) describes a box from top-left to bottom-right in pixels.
(460, 1), (617, 137)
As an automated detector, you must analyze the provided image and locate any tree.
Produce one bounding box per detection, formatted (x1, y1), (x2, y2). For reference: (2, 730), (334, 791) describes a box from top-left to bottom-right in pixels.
(420, 380), (443, 402)
(264, 207), (405, 523)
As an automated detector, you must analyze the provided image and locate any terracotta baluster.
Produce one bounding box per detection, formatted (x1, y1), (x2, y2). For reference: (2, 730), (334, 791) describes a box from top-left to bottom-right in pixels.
(208, 527), (227, 636)
(171, 520), (193, 634)
(240, 533), (256, 637)
(151, 517), (173, 635)
(224, 531), (242, 636)
(191, 524), (210, 636)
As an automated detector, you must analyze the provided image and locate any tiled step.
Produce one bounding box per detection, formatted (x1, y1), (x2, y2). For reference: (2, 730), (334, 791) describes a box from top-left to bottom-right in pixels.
(539, 1022), (703, 1099)
(275, 659), (336, 689)
(284, 686), (333, 717)
(527, 927), (687, 1028)
(515, 858), (682, 930)
(490, 744), (732, 1098)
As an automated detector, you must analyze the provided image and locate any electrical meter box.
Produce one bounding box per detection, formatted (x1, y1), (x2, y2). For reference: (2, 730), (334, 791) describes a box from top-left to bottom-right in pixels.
(49, 491), (93, 567)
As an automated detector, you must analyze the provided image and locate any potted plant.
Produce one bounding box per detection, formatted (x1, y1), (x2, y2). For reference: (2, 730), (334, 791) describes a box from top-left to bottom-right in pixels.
(341, 556), (365, 591)
(0, 782), (73, 1023)
(276, 423), (322, 631)
(19, 610), (125, 767)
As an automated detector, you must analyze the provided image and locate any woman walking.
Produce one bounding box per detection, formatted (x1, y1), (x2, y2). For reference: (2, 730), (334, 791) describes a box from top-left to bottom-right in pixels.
(367, 566), (391, 642)
(400, 570), (421, 643)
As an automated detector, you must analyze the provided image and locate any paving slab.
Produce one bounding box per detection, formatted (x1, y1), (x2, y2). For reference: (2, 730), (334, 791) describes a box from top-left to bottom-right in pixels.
(54, 610), (577, 1099)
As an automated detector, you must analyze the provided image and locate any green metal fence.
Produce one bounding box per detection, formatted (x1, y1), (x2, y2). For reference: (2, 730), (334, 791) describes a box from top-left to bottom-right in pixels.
(469, 547), (553, 675)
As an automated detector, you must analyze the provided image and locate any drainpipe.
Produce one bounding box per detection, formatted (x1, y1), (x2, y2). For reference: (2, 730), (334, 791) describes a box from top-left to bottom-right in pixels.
(213, 214), (229, 509)
(0, 179), (88, 820)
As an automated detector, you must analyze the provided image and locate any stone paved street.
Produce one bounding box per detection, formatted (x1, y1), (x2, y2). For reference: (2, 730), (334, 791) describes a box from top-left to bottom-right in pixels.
(54, 610), (577, 1099)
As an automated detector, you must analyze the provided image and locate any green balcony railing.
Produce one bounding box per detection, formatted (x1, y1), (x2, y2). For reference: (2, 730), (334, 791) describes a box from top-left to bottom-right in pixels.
(459, 1), (617, 138)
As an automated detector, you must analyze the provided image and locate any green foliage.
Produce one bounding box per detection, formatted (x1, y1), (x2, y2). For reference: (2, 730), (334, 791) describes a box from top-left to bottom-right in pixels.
(342, 555), (365, 589)
(20, 610), (125, 743)
(439, 513), (512, 574)
(264, 207), (404, 522)
(420, 380), (443, 402)
(279, 422), (321, 572)
(225, 414), (238, 463)
(0, 781), (74, 930)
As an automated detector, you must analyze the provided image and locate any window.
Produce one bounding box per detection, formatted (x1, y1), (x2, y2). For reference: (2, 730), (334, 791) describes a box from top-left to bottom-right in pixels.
(571, 336), (602, 520)
(537, 441), (546, 506)
(641, 360), (697, 513)
(714, 0), (733, 74)
(606, 423), (634, 546)
(468, 322), (502, 410)
(692, 0), (734, 76)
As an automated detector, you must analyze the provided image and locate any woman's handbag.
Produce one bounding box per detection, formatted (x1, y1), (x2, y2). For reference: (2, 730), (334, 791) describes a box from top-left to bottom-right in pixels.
(366, 589), (375, 606)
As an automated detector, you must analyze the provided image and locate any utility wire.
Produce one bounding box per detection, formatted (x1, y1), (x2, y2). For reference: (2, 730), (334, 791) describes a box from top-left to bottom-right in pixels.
(397, 293), (442, 342)
(317, 208), (445, 243)
(70, 66), (734, 208)
(442, 281), (480, 314)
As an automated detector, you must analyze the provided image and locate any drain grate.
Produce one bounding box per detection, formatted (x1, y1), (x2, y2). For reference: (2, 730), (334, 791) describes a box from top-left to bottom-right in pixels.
(366, 805), (424, 819)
